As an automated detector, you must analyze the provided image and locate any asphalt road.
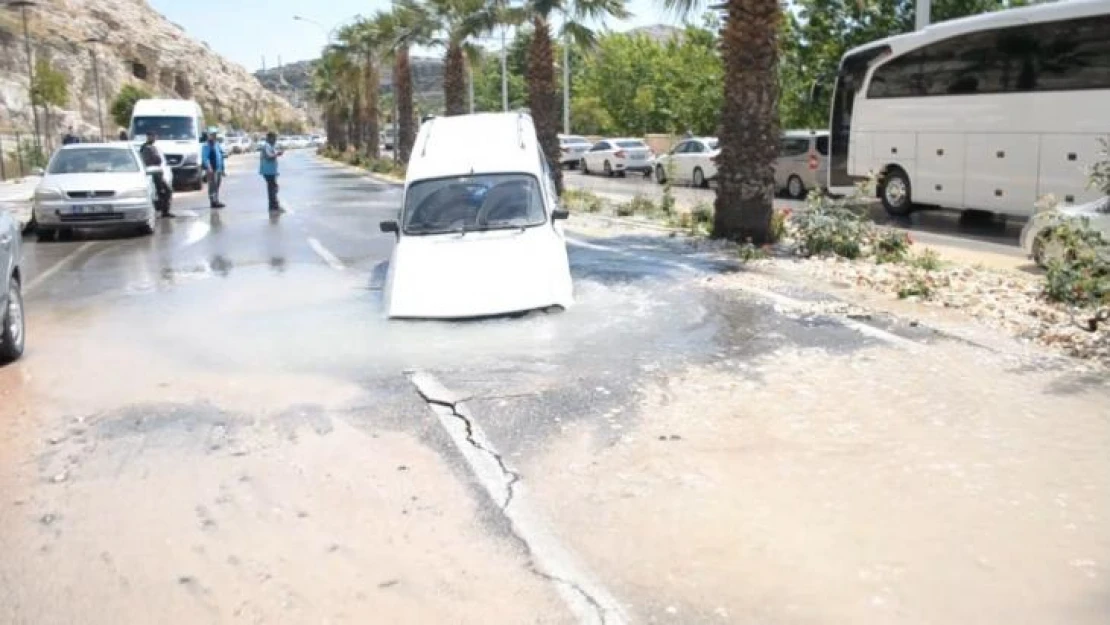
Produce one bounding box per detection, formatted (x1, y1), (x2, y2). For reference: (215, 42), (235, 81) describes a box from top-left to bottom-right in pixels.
(563, 168), (1028, 259)
(1, 151), (1107, 624)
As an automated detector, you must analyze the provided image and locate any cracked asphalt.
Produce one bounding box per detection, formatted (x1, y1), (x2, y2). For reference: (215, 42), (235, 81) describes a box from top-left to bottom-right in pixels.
(1, 151), (1108, 624)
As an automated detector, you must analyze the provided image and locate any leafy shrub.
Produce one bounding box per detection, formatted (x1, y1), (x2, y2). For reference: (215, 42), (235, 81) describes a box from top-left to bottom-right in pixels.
(769, 208), (790, 242)
(1042, 215), (1110, 308)
(874, 229), (912, 264)
(897, 272), (934, 299)
(690, 202), (713, 225)
(563, 189), (604, 213)
(908, 248), (942, 271)
(738, 240), (769, 262)
(617, 195), (655, 217)
(790, 195), (871, 259)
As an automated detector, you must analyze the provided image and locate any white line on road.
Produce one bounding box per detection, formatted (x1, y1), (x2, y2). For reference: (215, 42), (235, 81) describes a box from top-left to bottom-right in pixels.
(409, 371), (629, 625)
(567, 235), (921, 350)
(307, 237), (345, 270)
(24, 242), (96, 293)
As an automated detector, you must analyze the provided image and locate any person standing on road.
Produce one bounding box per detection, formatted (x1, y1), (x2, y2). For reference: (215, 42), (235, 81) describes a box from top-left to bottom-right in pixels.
(62, 126), (80, 145)
(260, 131), (284, 213)
(139, 132), (175, 218)
(202, 130), (226, 209)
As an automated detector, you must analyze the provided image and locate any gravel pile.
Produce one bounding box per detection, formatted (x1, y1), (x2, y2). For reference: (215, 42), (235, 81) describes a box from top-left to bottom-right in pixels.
(783, 256), (1110, 366)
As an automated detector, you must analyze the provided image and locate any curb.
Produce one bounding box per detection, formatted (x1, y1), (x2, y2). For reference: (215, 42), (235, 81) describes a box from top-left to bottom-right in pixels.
(315, 154), (404, 185)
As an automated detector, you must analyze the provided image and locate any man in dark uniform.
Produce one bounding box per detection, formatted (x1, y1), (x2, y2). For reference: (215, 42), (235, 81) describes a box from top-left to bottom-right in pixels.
(139, 132), (175, 218)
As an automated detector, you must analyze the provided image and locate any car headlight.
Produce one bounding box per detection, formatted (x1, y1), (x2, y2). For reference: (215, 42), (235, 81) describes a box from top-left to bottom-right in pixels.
(182, 153), (199, 165)
(117, 186), (149, 200)
(34, 187), (62, 201)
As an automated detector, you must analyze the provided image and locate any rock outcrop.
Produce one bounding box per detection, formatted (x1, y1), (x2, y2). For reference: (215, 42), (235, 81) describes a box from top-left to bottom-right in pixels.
(0, 0), (304, 146)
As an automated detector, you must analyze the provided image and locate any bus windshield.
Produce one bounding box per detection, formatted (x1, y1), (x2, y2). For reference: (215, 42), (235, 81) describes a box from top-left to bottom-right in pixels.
(828, 45), (889, 187)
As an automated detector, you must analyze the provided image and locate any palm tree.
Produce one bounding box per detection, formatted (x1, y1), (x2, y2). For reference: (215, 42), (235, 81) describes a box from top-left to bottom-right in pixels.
(666, 0), (781, 243)
(339, 18), (386, 159)
(376, 2), (438, 163)
(424, 0), (499, 116)
(313, 46), (358, 152)
(518, 0), (629, 194)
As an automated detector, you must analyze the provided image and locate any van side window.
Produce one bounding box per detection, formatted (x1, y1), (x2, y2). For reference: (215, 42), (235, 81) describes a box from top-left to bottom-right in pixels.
(780, 138), (809, 157)
(815, 135), (829, 156)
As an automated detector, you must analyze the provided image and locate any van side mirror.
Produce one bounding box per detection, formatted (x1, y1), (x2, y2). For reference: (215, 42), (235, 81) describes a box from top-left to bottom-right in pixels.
(379, 220), (399, 234)
(551, 209), (569, 220)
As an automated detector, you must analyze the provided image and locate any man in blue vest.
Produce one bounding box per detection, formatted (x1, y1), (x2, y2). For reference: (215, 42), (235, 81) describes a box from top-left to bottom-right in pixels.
(259, 131), (284, 213)
(201, 128), (226, 209)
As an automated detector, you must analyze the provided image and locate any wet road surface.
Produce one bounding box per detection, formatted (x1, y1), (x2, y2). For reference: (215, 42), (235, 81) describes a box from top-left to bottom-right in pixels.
(1, 151), (1107, 624)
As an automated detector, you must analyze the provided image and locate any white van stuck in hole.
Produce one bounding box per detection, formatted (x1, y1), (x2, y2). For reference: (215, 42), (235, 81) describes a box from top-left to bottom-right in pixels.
(379, 112), (574, 319)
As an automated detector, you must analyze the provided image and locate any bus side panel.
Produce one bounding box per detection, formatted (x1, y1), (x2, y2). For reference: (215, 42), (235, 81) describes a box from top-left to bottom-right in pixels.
(871, 132), (916, 191)
(963, 134), (1040, 216)
(915, 134), (966, 209)
(1038, 134), (1106, 207)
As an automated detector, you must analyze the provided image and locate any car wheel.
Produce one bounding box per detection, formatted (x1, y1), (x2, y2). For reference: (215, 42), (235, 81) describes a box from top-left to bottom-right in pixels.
(0, 275), (25, 363)
(655, 165), (667, 184)
(693, 167), (707, 189)
(582, 159), (590, 175)
(604, 160), (613, 177)
(191, 179), (203, 192)
(138, 211), (156, 236)
(787, 175), (806, 199)
(36, 228), (55, 243)
(879, 168), (913, 216)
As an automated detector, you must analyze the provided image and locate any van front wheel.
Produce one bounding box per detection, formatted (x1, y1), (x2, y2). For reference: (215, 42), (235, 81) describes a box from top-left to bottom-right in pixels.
(879, 168), (913, 216)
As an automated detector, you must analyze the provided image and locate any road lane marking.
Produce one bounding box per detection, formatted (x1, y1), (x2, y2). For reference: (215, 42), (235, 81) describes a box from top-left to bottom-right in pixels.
(566, 236), (922, 351)
(24, 242), (96, 293)
(409, 371), (629, 625)
(307, 237), (344, 270)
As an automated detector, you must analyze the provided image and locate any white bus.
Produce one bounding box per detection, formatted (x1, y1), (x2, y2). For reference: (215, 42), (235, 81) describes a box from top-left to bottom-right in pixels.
(827, 0), (1110, 217)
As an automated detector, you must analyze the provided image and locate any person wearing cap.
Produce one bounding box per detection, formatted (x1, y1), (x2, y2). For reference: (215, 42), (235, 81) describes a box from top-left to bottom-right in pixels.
(259, 131), (284, 213)
(139, 132), (174, 218)
(201, 128), (226, 209)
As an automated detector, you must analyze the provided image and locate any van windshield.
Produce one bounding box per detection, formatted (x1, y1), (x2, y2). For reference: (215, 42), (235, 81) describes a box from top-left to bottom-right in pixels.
(131, 116), (198, 141)
(403, 173), (547, 235)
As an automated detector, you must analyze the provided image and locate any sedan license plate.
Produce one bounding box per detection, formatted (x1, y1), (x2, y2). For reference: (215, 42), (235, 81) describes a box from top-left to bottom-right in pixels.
(68, 204), (111, 214)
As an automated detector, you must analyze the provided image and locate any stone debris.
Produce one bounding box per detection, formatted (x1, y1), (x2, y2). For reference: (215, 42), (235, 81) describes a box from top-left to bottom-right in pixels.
(782, 257), (1110, 367)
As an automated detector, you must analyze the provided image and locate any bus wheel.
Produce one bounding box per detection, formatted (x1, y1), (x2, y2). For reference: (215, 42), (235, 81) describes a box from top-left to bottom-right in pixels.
(879, 168), (913, 216)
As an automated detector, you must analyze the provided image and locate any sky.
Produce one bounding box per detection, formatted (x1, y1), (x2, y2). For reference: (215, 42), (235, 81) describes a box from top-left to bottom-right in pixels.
(148, 0), (692, 74)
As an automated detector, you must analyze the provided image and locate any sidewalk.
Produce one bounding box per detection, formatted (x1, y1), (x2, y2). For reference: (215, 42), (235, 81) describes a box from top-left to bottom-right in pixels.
(0, 175), (39, 228)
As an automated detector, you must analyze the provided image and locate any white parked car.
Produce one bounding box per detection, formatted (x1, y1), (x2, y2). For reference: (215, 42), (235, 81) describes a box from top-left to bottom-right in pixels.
(1020, 195), (1110, 267)
(654, 137), (719, 188)
(33, 144), (160, 240)
(379, 112), (573, 319)
(1, 204), (24, 363)
(558, 134), (592, 168)
(581, 138), (655, 177)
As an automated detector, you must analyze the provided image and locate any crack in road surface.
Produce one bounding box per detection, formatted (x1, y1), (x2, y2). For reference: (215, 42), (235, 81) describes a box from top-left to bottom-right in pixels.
(408, 371), (628, 625)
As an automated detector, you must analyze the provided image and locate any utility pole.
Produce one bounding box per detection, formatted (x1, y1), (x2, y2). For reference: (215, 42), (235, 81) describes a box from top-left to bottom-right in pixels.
(501, 26), (508, 111)
(468, 63), (475, 114)
(84, 37), (105, 141)
(916, 0), (930, 30)
(562, 31), (570, 134)
(9, 1), (42, 154)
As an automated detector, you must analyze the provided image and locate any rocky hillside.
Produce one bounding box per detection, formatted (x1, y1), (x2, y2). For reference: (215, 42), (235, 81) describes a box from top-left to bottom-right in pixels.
(0, 0), (303, 146)
(255, 56), (446, 110)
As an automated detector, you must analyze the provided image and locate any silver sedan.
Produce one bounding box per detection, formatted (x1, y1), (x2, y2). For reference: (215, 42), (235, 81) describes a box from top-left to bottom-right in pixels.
(33, 144), (161, 241)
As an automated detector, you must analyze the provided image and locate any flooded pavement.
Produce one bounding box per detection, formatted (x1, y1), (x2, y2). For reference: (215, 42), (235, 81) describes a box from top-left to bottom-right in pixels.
(1, 151), (1108, 624)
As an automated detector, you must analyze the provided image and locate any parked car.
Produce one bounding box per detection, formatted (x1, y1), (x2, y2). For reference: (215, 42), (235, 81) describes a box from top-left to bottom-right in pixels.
(32, 143), (160, 241)
(775, 130), (829, 199)
(654, 137), (719, 188)
(581, 138), (655, 177)
(558, 135), (592, 169)
(379, 112), (573, 319)
(381, 128), (396, 150)
(1020, 196), (1110, 267)
(0, 204), (24, 363)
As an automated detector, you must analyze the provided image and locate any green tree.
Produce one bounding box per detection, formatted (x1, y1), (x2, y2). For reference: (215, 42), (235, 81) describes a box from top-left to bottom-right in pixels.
(110, 84), (152, 129)
(313, 47), (358, 151)
(423, 0), (498, 116)
(31, 59), (68, 109)
(376, 1), (439, 162)
(519, 0), (630, 194)
(779, 0), (1033, 129)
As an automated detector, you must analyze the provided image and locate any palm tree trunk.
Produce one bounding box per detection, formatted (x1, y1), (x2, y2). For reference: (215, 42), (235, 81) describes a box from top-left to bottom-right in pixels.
(396, 46), (416, 163)
(364, 50), (381, 159)
(350, 89), (363, 151)
(712, 0), (781, 243)
(527, 16), (562, 194)
(444, 43), (467, 116)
